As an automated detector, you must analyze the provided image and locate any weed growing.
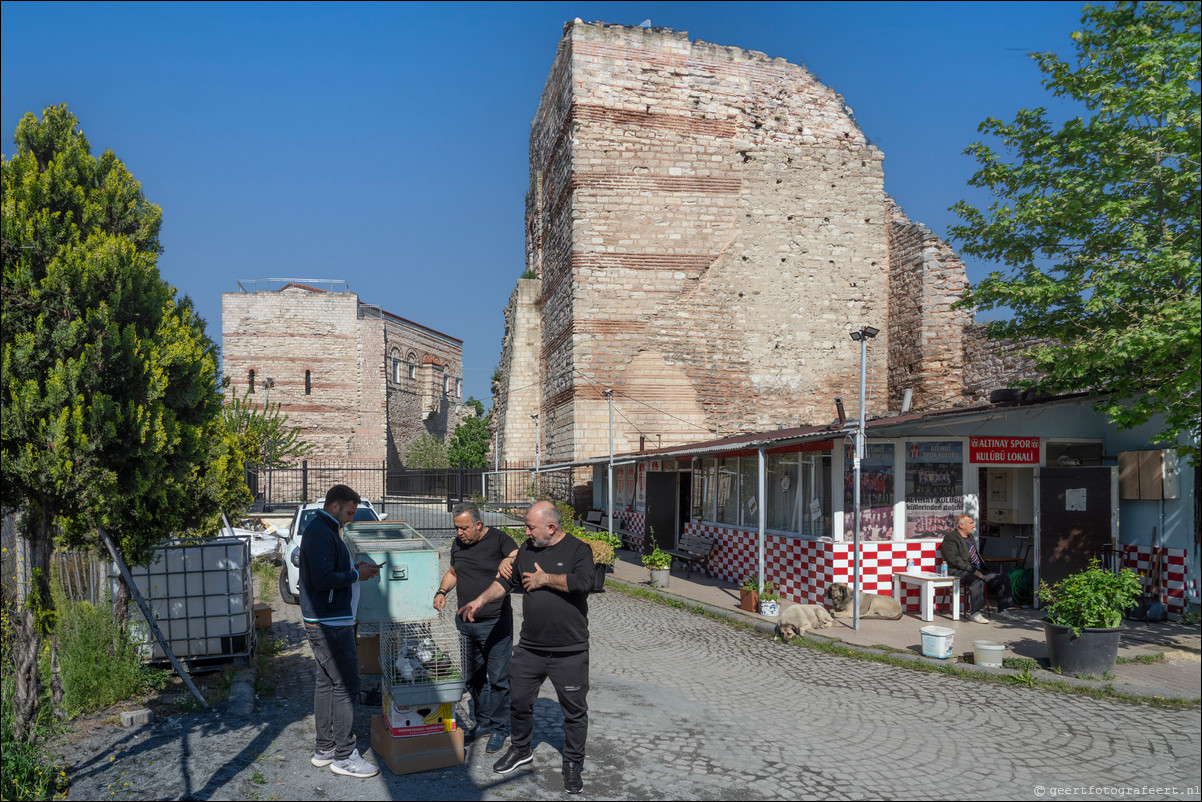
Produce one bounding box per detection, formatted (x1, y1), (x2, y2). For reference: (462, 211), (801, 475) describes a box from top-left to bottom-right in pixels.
(1, 612), (69, 801)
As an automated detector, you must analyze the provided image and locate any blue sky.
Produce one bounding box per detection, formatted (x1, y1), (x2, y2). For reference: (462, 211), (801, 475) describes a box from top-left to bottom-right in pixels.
(2, 1), (1087, 404)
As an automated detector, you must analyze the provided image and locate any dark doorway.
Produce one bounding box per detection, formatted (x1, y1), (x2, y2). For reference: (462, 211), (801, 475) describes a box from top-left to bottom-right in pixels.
(1038, 466), (1115, 586)
(645, 472), (677, 554)
(678, 471), (692, 537)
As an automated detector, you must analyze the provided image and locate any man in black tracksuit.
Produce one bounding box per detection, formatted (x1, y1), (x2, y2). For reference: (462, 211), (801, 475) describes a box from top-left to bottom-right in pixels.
(458, 500), (595, 795)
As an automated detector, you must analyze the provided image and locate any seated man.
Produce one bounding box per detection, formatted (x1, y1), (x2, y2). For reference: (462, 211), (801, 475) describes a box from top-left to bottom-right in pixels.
(941, 514), (1016, 624)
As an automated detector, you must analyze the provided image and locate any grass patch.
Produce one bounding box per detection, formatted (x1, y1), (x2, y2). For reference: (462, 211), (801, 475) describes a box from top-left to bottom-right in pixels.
(1002, 657), (1041, 672)
(606, 577), (1201, 710)
(1116, 653), (1165, 665)
(251, 557), (279, 604)
(253, 631), (284, 697)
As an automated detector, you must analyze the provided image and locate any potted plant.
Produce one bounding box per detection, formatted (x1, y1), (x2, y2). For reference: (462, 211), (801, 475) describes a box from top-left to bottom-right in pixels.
(1038, 558), (1141, 677)
(739, 575), (760, 612)
(758, 581), (781, 617)
(581, 537), (616, 592)
(642, 547), (671, 588)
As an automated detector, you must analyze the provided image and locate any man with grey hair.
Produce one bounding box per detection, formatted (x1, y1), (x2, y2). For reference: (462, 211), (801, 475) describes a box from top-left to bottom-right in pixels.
(433, 502), (518, 753)
(941, 514), (1016, 623)
(459, 500), (596, 794)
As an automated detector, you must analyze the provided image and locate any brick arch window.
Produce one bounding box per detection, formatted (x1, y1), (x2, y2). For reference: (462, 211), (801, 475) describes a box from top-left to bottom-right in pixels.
(390, 349), (402, 383)
(305, 370), (312, 395)
(407, 352), (417, 380)
(248, 369), (255, 393)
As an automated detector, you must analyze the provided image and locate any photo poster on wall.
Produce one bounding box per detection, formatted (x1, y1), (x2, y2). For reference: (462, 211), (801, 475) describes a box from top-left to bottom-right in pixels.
(904, 441), (964, 539)
(843, 443), (895, 541)
(637, 463), (646, 509)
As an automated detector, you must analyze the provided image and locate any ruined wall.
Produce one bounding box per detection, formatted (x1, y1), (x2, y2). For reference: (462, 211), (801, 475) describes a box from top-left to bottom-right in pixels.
(495, 279), (542, 467)
(222, 286), (383, 461)
(222, 287), (465, 469)
(523, 21), (891, 465)
(885, 202), (973, 410)
(962, 324), (1045, 402)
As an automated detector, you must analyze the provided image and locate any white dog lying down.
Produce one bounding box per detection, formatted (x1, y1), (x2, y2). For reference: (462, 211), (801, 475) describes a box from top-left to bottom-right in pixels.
(824, 582), (904, 620)
(775, 604), (835, 640)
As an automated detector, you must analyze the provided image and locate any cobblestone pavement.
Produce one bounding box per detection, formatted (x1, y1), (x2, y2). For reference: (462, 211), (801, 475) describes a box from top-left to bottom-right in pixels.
(58, 589), (1202, 801)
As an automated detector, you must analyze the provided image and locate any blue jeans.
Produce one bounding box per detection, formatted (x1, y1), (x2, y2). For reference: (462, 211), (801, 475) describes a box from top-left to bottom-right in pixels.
(305, 623), (360, 759)
(457, 615), (513, 735)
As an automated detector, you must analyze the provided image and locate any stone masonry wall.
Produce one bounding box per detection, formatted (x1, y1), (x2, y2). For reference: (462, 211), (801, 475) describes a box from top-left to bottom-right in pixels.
(524, 21), (890, 465)
(222, 287), (380, 461)
(495, 279), (542, 467)
(962, 324), (1045, 402)
(222, 287), (466, 469)
(885, 201), (973, 410)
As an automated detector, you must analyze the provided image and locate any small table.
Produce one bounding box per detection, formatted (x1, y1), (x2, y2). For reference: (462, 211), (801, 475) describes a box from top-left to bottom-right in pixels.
(892, 571), (961, 622)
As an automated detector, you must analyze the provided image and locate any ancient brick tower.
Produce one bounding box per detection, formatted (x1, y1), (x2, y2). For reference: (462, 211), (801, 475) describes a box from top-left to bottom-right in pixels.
(495, 21), (975, 470)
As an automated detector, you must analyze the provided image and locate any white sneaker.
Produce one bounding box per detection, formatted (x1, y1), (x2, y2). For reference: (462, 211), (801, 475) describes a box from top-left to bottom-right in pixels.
(330, 749), (379, 778)
(311, 748), (336, 767)
(969, 612), (989, 624)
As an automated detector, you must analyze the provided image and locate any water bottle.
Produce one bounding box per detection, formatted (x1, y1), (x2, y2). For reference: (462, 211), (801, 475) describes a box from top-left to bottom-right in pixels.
(906, 558), (914, 573)
(938, 562), (948, 577)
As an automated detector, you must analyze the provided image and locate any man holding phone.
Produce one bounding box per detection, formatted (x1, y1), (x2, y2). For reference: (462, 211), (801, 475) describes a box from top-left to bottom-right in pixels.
(299, 484), (381, 779)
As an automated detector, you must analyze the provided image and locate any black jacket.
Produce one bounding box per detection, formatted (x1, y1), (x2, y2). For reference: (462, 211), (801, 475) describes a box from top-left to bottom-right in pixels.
(299, 509), (359, 624)
(940, 530), (983, 580)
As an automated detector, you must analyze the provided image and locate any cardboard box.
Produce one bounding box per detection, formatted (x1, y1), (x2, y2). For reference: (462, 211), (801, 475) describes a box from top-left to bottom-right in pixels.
(370, 714), (464, 776)
(383, 699), (455, 737)
(253, 602), (272, 630)
(357, 633), (381, 675)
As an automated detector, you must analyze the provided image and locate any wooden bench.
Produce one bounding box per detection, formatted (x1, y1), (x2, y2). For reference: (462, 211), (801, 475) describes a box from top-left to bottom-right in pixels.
(665, 532), (716, 579)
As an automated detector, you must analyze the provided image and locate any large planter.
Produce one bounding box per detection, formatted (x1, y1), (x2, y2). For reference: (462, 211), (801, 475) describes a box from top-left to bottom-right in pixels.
(1044, 621), (1122, 677)
(649, 568), (670, 588)
(739, 590), (759, 612)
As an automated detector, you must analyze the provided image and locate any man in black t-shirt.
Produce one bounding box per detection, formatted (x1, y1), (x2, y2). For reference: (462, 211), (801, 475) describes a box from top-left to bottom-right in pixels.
(459, 500), (595, 795)
(433, 502), (518, 754)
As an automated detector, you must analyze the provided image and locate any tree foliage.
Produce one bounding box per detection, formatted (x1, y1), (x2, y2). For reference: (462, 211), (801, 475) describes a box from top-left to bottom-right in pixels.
(448, 414), (491, 469)
(405, 433), (449, 469)
(950, 2), (1200, 463)
(1, 104), (243, 737)
(222, 384), (314, 468)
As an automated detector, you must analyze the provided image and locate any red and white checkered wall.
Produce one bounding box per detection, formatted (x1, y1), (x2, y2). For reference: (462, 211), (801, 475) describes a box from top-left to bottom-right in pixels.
(679, 521), (1190, 615)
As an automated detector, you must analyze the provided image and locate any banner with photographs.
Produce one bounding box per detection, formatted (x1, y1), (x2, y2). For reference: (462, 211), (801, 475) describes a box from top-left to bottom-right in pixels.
(843, 442), (895, 541)
(904, 441), (964, 539)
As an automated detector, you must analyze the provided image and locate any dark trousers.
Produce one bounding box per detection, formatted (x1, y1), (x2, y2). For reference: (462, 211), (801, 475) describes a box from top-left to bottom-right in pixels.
(509, 645), (589, 763)
(457, 614), (513, 735)
(964, 570), (1014, 615)
(305, 623), (360, 759)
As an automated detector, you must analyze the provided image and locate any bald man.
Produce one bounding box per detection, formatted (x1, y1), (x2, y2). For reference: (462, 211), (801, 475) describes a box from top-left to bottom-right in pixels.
(459, 500), (595, 794)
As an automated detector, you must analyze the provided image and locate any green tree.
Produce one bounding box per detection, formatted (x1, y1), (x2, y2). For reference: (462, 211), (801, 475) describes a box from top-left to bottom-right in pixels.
(1, 105), (240, 738)
(448, 414), (491, 468)
(465, 395), (486, 417)
(950, 1), (1201, 464)
(405, 433), (449, 469)
(222, 384), (314, 468)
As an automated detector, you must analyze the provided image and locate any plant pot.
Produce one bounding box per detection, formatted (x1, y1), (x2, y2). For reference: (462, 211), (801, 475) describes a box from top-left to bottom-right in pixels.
(1044, 621), (1122, 677)
(758, 599), (780, 617)
(739, 590), (759, 612)
(592, 564), (607, 593)
(649, 568), (670, 588)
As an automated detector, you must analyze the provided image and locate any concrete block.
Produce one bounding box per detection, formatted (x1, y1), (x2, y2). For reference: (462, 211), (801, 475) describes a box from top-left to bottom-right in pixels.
(120, 708), (154, 727)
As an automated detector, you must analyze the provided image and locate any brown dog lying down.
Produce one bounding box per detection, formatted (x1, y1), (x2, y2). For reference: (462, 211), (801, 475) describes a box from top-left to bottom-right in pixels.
(824, 582), (904, 620)
(775, 604), (835, 640)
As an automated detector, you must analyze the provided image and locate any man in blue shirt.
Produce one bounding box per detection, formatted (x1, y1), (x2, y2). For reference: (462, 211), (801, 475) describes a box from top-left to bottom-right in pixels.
(299, 484), (381, 778)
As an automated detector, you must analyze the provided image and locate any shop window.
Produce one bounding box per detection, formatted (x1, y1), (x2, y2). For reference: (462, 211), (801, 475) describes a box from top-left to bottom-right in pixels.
(407, 353), (417, 380)
(843, 442), (897, 541)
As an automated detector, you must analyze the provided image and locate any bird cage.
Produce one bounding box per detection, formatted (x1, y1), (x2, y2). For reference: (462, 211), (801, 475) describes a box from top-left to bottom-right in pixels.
(380, 617), (467, 707)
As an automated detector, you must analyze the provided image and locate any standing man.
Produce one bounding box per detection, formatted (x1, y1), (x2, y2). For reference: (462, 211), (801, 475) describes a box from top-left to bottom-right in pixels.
(458, 501), (595, 794)
(941, 514), (1017, 624)
(433, 502), (519, 754)
(299, 484), (381, 779)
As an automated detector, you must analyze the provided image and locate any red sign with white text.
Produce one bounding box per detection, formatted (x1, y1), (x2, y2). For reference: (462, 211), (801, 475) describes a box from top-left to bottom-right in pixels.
(969, 437), (1040, 464)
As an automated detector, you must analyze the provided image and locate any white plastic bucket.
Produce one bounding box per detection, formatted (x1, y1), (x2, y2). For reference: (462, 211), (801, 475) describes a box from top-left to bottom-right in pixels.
(973, 640), (1004, 667)
(920, 625), (955, 659)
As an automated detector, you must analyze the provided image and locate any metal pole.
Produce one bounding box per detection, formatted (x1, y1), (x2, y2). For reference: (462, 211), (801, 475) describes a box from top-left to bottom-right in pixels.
(853, 333), (867, 631)
(758, 447), (767, 594)
(604, 389), (614, 543)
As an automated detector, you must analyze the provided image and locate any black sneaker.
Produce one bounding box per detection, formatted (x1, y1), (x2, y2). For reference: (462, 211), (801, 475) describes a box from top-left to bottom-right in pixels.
(493, 745), (534, 774)
(563, 760), (583, 794)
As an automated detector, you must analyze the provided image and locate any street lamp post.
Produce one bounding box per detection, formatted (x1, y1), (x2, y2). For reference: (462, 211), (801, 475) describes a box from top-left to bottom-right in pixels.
(848, 326), (879, 632)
